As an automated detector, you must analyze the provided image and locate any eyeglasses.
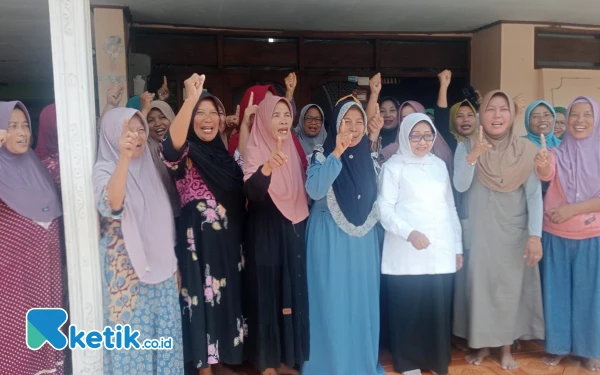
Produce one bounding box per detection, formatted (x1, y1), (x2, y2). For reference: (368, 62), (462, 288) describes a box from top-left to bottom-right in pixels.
(409, 133), (435, 143)
(530, 113), (554, 122)
(304, 116), (323, 124)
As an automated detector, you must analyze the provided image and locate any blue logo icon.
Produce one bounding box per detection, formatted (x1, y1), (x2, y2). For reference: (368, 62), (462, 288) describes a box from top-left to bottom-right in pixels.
(26, 308), (68, 350)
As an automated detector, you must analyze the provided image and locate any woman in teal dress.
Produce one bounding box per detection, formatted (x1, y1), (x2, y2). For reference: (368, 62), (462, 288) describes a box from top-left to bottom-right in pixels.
(301, 97), (384, 375)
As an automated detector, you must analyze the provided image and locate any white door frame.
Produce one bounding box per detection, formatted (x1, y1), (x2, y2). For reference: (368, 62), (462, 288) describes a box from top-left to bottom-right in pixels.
(48, 0), (103, 373)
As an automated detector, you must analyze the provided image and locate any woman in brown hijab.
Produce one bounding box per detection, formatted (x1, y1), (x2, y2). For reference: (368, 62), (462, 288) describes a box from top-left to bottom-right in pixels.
(452, 91), (545, 370)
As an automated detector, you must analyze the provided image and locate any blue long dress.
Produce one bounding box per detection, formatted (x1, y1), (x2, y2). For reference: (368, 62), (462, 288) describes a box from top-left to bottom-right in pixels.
(301, 152), (384, 375)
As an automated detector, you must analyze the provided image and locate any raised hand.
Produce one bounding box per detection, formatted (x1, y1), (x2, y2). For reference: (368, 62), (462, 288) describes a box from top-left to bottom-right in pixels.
(157, 76), (170, 101)
(285, 72), (297, 100)
(368, 112), (384, 141)
(106, 83), (124, 107)
(226, 105), (240, 128)
(369, 73), (382, 96)
(467, 126), (492, 163)
(333, 119), (353, 158)
(535, 133), (551, 173)
(513, 94), (525, 116)
(140, 91), (155, 115)
(242, 92), (259, 128)
(266, 136), (288, 170)
(524, 236), (543, 266)
(0, 129), (6, 149)
(118, 118), (138, 160)
(408, 230), (431, 250)
(438, 69), (452, 89)
(184, 73), (205, 101)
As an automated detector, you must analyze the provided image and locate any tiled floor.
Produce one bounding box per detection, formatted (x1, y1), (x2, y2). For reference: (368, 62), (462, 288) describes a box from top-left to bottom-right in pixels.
(231, 340), (598, 374)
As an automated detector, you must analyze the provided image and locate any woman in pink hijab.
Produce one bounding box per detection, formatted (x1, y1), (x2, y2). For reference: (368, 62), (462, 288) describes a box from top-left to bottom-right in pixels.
(243, 95), (310, 375)
(380, 100), (454, 175)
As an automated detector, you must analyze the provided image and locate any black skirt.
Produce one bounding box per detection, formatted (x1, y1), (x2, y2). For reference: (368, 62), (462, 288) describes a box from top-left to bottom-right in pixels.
(243, 170), (310, 372)
(387, 273), (453, 374)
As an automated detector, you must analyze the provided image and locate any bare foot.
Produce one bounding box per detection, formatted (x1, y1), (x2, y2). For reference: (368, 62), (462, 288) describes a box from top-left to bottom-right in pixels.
(500, 345), (519, 370)
(585, 358), (600, 372)
(542, 354), (565, 366)
(466, 348), (491, 365)
(261, 369), (277, 375)
(276, 364), (299, 375)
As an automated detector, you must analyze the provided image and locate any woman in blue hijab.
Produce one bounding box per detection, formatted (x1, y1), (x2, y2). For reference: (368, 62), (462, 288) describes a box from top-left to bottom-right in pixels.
(523, 100), (561, 148)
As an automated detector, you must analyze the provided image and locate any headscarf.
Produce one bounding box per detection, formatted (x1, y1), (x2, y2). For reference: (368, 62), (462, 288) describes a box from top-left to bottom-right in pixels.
(244, 96), (309, 224)
(147, 101), (181, 216)
(35, 103), (58, 159)
(551, 97), (600, 204)
(93, 107), (176, 284)
(554, 106), (568, 140)
(476, 90), (538, 193)
(125, 95), (141, 110)
(392, 113), (438, 165)
(426, 108), (435, 118)
(294, 104), (327, 155)
(523, 100), (561, 148)
(0, 101), (62, 222)
(380, 100), (454, 173)
(378, 96), (401, 148)
(187, 92), (246, 218)
(379, 100), (426, 161)
(322, 98), (377, 226)
(227, 85), (276, 155)
(449, 99), (477, 142)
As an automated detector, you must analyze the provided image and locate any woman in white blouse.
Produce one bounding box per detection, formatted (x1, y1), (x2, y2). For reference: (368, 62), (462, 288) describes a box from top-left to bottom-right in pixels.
(377, 113), (462, 375)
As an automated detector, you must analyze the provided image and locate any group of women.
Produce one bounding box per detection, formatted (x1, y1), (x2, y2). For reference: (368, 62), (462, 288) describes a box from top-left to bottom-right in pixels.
(0, 67), (598, 375)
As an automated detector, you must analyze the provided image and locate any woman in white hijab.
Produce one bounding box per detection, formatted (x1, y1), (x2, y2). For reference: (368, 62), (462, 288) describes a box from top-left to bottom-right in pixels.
(377, 113), (462, 375)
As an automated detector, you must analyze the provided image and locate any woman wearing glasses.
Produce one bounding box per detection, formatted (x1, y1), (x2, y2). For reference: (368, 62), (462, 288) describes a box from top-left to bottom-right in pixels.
(294, 104), (327, 159)
(377, 113), (462, 375)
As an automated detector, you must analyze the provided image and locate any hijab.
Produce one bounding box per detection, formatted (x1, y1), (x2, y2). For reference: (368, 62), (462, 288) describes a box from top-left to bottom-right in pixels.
(126, 95), (141, 110)
(147, 101), (181, 216)
(379, 100), (426, 161)
(244, 96), (309, 224)
(187, 92), (246, 218)
(322, 98), (377, 226)
(294, 104), (327, 155)
(227, 85), (276, 155)
(551, 97), (600, 204)
(554, 106), (568, 140)
(35, 103), (58, 159)
(523, 100), (561, 148)
(378, 96), (401, 148)
(0, 101), (62, 222)
(449, 99), (477, 142)
(93, 107), (176, 284)
(475, 90), (538, 193)
(392, 113), (438, 165)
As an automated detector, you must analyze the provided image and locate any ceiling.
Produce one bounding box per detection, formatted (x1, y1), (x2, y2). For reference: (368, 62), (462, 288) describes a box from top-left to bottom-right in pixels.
(1, 0), (599, 85)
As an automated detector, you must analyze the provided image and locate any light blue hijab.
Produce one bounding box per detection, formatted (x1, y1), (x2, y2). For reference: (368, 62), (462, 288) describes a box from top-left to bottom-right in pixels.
(523, 100), (561, 148)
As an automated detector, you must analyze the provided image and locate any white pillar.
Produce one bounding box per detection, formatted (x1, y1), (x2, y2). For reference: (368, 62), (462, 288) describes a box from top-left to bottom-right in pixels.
(48, 0), (103, 374)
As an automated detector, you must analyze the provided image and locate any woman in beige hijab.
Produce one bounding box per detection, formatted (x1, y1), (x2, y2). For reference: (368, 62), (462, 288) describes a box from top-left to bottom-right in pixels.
(452, 90), (544, 370)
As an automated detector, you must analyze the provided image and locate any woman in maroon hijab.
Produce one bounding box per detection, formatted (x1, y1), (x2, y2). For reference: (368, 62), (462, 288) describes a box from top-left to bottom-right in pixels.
(36, 103), (61, 188)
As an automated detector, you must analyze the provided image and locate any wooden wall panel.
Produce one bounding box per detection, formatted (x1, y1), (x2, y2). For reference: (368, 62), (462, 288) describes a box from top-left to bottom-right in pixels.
(304, 40), (374, 68)
(380, 41), (468, 70)
(222, 38), (297, 67)
(535, 30), (600, 67)
(133, 34), (217, 66)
